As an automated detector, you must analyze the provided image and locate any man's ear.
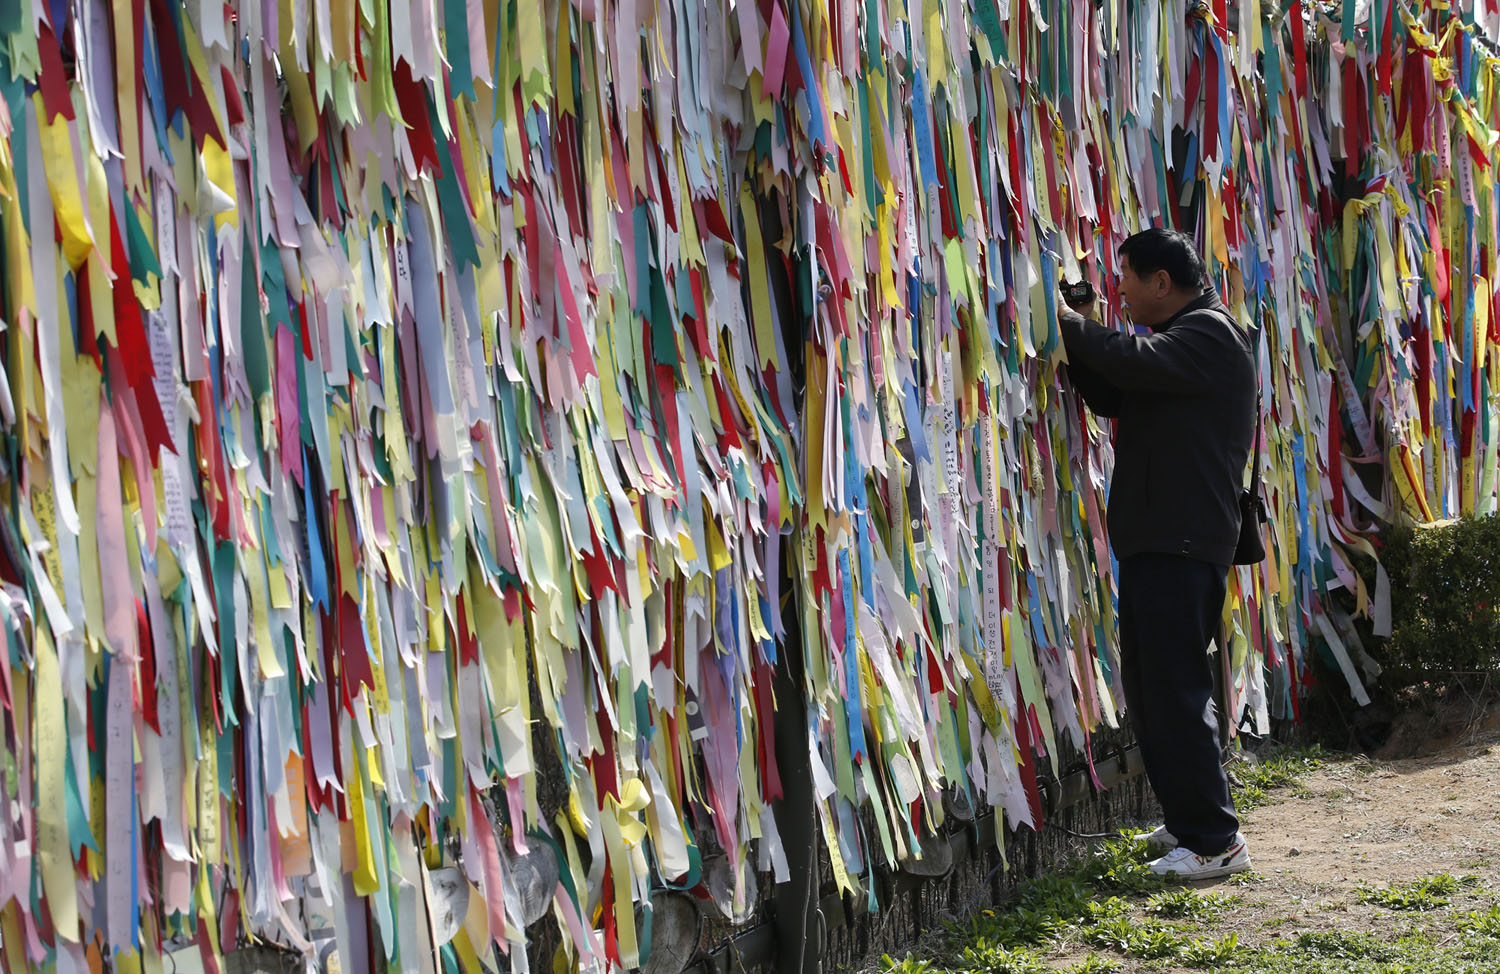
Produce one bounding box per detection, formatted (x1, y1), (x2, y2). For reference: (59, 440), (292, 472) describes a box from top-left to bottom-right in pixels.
(1154, 270), (1172, 296)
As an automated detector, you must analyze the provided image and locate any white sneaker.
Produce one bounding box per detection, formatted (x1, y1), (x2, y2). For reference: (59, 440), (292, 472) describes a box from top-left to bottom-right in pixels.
(1148, 834), (1251, 880)
(1133, 824), (1179, 852)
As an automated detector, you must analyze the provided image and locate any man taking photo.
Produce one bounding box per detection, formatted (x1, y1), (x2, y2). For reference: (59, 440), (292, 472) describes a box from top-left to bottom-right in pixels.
(1056, 227), (1257, 880)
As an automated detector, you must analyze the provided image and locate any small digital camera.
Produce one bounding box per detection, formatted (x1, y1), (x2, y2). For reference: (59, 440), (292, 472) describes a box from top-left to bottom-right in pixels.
(1061, 280), (1095, 307)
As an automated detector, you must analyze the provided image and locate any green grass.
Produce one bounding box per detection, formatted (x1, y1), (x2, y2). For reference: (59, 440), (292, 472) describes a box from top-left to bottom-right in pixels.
(1079, 916), (1185, 958)
(1180, 933), (1243, 967)
(1015, 872), (1094, 917)
(878, 958), (940, 974)
(1356, 874), (1478, 910)
(1288, 930), (1399, 961)
(1081, 897), (1130, 924)
(1233, 747), (1328, 790)
(1223, 927), (1500, 973)
(1078, 834), (1166, 894)
(1076, 915), (1143, 952)
(1144, 888), (1239, 920)
(1230, 746), (1331, 810)
(951, 941), (1048, 973)
(1457, 903), (1500, 936)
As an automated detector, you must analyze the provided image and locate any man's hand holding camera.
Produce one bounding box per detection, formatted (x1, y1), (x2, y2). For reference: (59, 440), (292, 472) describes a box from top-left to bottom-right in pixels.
(1058, 280), (1097, 321)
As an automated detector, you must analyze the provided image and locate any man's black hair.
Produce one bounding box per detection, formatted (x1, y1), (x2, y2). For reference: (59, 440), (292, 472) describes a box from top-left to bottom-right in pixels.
(1118, 228), (1207, 292)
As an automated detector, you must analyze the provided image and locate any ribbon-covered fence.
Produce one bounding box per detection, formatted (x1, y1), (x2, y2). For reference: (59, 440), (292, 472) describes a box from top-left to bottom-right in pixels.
(0, 0), (1496, 971)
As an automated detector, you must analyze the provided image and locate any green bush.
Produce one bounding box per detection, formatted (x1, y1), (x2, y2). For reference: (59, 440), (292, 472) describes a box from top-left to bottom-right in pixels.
(1373, 514), (1500, 687)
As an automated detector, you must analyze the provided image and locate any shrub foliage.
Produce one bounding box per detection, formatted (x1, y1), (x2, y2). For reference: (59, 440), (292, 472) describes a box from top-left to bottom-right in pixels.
(1377, 514), (1500, 685)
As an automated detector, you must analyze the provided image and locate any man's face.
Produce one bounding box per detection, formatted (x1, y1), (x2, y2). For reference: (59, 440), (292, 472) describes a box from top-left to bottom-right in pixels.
(1118, 257), (1170, 326)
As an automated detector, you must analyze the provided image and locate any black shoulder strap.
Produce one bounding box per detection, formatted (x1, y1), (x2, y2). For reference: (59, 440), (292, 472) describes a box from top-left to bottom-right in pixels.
(1218, 308), (1263, 490)
(1248, 322), (1262, 493)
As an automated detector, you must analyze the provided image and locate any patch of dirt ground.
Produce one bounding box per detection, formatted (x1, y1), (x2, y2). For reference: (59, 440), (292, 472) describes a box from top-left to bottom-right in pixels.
(1223, 750), (1499, 933)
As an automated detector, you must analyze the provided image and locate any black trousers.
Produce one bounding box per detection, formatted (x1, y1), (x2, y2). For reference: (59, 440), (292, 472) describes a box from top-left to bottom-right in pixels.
(1117, 552), (1240, 855)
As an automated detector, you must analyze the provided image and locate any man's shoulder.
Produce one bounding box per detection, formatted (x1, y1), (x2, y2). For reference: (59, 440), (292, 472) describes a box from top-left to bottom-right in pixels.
(1174, 305), (1251, 347)
(1176, 302), (1233, 326)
